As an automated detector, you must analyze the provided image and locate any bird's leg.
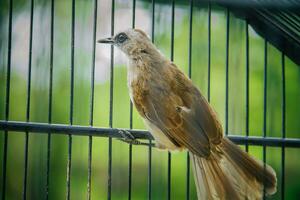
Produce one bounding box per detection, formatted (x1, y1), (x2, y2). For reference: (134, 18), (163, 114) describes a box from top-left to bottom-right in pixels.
(117, 129), (155, 147)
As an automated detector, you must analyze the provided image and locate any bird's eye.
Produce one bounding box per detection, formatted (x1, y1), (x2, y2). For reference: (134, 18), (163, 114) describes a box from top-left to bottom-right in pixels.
(116, 33), (128, 44)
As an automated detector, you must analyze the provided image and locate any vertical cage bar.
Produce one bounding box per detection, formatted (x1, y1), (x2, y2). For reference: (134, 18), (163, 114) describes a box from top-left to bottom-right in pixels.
(225, 9), (229, 136)
(186, 0), (193, 199)
(108, 0), (115, 199)
(128, 138), (133, 200)
(170, 0), (175, 62)
(46, 0), (54, 199)
(188, 0), (193, 78)
(23, 0), (34, 199)
(147, 1), (155, 199)
(87, 0), (98, 199)
(128, 120), (133, 200)
(167, 152), (171, 200)
(128, 0), (135, 199)
(148, 139), (152, 200)
(128, 135), (132, 200)
(87, 134), (92, 200)
(207, 3), (211, 102)
(263, 39), (267, 199)
(66, 126), (73, 198)
(281, 53), (286, 200)
(2, 0), (13, 199)
(67, 0), (76, 199)
(245, 20), (249, 152)
(168, 1), (175, 199)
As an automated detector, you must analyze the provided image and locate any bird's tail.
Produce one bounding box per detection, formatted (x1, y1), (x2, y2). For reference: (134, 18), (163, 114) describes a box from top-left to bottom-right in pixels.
(191, 138), (277, 200)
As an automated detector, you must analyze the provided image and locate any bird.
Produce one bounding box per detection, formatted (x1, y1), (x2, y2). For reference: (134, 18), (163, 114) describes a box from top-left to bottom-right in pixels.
(98, 29), (277, 200)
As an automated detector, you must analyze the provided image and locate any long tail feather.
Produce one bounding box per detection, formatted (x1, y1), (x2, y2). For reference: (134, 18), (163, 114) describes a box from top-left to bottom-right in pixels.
(191, 138), (277, 200)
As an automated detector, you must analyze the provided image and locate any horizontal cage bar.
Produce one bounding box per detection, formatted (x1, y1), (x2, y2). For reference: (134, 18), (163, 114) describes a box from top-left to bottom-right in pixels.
(1, 120), (300, 148)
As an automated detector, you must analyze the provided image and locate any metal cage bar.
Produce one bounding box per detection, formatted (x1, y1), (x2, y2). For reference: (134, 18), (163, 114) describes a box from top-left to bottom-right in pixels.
(281, 52), (286, 200)
(1, 0), (13, 199)
(245, 20), (250, 152)
(2, 120), (300, 147)
(45, 0), (55, 199)
(108, 0), (115, 199)
(225, 8), (229, 136)
(263, 39), (268, 199)
(186, 0), (193, 199)
(207, 3), (211, 102)
(66, 0), (76, 199)
(87, 0), (98, 199)
(148, 0), (155, 199)
(128, 0), (136, 199)
(167, 1), (175, 199)
(23, 0), (34, 199)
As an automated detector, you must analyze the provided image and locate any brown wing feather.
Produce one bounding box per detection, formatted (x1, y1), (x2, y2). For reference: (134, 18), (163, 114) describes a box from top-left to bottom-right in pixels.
(169, 63), (223, 145)
(147, 93), (211, 157)
(131, 62), (223, 157)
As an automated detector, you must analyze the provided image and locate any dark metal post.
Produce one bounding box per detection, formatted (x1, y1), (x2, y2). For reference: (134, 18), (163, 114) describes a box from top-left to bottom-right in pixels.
(2, 0), (13, 199)
(186, 0), (193, 199)
(245, 20), (249, 152)
(128, 0), (136, 199)
(263, 39), (268, 199)
(66, 0), (76, 199)
(108, 0), (115, 199)
(225, 9), (229, 136)
(87, 0), (98, 199)
(23, 0), (34, 199)
(168, 1), (175, 199)
(46, 0), (55, 199)
(281, 53), (286, 200)
(207, 3), (211, 102)
(148, 1), (155, 199)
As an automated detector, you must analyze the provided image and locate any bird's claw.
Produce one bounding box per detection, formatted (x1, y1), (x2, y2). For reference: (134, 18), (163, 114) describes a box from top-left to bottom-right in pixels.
(118, 130), (141, 145)
(117, 129), (156, 147)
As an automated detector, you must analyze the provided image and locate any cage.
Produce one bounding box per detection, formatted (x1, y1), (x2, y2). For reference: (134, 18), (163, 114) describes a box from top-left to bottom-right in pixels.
(0, 0), (300, 200)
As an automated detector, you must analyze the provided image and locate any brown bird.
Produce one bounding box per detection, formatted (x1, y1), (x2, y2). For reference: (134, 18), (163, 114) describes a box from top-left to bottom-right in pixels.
(98, 29), (277, 200)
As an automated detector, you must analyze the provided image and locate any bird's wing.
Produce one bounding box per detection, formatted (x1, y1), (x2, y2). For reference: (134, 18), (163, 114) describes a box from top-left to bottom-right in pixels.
(190, 94), (223, 145)
(169, 64), (224, 145)
(133, 88), (210, 156)
(132, 63), (223, 157)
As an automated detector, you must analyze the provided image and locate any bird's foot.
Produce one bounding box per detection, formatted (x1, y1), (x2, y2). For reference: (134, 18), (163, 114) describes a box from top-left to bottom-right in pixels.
(118, 129), (141, 145)
(117, 129), (155, 147)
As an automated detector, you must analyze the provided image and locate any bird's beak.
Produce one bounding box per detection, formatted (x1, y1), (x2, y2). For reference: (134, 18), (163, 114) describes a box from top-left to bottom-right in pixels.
(97, 37), (114, 44)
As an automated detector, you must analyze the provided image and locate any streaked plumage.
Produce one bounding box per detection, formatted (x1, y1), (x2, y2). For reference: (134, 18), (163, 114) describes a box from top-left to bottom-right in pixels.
(98, 28), (277, 200)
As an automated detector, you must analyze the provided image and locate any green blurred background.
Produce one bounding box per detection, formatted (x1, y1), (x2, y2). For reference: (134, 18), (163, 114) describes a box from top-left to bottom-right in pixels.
(0, 0), (300, 199)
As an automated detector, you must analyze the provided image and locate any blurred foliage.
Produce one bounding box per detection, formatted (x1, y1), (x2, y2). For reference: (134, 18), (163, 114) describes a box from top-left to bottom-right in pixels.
(0, 0), (300, 200)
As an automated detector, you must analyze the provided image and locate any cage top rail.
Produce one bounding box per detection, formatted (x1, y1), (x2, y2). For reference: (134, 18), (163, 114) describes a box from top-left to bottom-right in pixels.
(1, 120), (300, 148)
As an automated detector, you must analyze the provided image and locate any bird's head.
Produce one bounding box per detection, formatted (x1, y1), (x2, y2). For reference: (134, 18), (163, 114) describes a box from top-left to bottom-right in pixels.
(98, 29), (155, 58)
